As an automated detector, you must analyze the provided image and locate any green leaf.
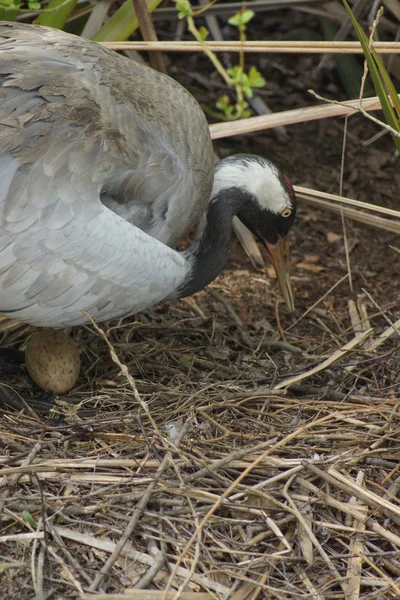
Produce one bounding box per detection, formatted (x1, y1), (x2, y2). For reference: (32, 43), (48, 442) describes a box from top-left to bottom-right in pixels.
(198, 26), (208, 41)
(228, 9), (254, 28)
(370, 46), (400, 121)
(28, 1), (41, 8)
(216, 94), (231, 110)
(227, 66), (240, 77)
(248, 66), (266, 88)
(0, 0), (19, 21)
(176, 0), (190, 18)
(0, 0), (18, 7)
(56, 515), (69, 524)
(228, 12), (241, 27)
(92, 0), (162, 41)
(35, 0), (78, 29)
(21, 511), (36, 527)
(227, 65), (242, 85)
(240, 9), (254, 25)
(342, 0), (400, 152)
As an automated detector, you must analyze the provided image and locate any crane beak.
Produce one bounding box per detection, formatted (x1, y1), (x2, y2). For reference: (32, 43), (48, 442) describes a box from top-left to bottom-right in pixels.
(264, 236), (295, 313)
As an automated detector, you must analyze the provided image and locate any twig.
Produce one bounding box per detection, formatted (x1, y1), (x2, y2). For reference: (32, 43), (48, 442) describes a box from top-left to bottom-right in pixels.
(58, 527), (230, 595)
(310, 89), (400, 140)
(339, 116), (353, 292)
(273, 329), (372, 390)
(131, 0), (167, 74)
(0, 532), (44, 543)
(361, 289), (400, 337)
(346, 470), (367, 600)
(208, 289), (254, 347)
(0, 441), (44, 514)
(162, 412), (352, 599)
(306, 464), (400, 526)
(84, 314), (193, 591)
(339, 540), (400, 597)
(208, 94), (400, 140)
(134, 541), (166, 589)
(286, 273), (349, 331)
(47, 522), (93, 586)
(88, 422), (189, 591)
(282, 474), (348, 595)
(296, 193), (400, 234)
(84, 593), (214, 600)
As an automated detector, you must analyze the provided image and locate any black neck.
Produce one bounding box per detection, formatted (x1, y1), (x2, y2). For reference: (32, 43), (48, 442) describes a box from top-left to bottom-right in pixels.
(176, 189), (247, 298)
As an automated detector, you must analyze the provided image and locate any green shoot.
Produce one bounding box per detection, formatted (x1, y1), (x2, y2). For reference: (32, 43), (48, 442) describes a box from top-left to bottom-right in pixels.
(21, 511), (36, 527)
(176, 1), (265, 120)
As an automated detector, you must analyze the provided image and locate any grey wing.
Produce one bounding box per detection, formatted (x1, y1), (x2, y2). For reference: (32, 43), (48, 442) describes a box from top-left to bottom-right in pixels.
(0, 22), (209, 326)
(0, 198), (189, 326)
(0, 22), (214, 245)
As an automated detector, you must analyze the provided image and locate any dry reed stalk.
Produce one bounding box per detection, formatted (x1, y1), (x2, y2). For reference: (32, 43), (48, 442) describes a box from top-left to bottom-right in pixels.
(273, 328), (372, 390)
(283, 475), (348, 595)
(296, 189), (400, 234)
(101, 41), (400, 53)
(209, 95), (400, 139)
(346, 471), (367, 600)
(83, 593), (214, 600)
(56, 527), (230, 595)
(295, 187), (400, 219)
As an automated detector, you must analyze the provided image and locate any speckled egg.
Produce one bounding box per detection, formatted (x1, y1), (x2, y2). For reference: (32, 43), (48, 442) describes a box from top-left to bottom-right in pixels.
(25, 330), (80, 393)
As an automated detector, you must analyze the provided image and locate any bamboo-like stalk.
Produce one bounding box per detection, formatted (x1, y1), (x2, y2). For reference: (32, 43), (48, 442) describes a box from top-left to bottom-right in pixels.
(295, 187), (400, 219)
(208, 95), (398, 140)
(295, 191), (400, 235)
(83, 593), (214, 600)
(101, 40), (400, 53)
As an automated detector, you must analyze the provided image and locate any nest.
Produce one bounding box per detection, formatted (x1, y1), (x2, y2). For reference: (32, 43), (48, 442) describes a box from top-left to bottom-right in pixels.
(0, 211), (399, 599)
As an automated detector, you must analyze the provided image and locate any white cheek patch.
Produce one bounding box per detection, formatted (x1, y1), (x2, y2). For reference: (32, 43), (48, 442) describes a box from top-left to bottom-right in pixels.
(212, 157), (291, 215)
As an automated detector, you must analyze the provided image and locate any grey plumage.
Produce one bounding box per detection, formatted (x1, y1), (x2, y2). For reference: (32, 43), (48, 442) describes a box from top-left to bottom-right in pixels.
(0, 22), (214, 326)
(0, 22), (296, 327)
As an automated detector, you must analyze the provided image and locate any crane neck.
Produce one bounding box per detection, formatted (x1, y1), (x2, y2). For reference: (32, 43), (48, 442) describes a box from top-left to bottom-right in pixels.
(176, 188), (247, 299)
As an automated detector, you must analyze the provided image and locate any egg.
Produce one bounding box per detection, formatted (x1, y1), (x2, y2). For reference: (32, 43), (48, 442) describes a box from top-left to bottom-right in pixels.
(25, 330), (80, 393)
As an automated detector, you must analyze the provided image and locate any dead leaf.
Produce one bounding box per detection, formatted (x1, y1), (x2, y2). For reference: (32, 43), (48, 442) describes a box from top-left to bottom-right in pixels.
(327, 232), (341, 243)
(296, 263), (325, 272)
(304, 254), (320, 263)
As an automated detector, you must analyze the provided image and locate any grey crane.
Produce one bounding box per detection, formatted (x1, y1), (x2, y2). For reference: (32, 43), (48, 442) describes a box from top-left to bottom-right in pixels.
(0, 22), (296, 329)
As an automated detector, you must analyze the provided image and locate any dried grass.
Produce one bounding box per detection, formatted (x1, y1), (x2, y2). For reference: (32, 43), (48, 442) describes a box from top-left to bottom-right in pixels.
(0, 269), (399, 598)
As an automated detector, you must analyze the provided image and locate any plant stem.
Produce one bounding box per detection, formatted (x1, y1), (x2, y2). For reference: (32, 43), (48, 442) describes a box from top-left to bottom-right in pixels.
(187, 14), (232, 87)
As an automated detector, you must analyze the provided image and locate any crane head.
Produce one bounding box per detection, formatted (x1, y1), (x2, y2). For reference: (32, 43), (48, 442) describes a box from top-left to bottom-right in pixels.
(213, 154), (296, 312)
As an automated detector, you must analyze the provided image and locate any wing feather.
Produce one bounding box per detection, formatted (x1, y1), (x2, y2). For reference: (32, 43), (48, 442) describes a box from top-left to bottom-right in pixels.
(0, 22), (214, 242)
(0, 22), (209, 326)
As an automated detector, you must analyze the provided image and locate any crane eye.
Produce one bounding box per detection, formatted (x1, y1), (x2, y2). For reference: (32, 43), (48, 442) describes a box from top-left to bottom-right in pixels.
(281, 207), (292, 218)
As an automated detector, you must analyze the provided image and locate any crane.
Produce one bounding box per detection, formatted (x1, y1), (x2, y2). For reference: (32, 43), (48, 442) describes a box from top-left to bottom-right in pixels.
(0, 22), (296, 329)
